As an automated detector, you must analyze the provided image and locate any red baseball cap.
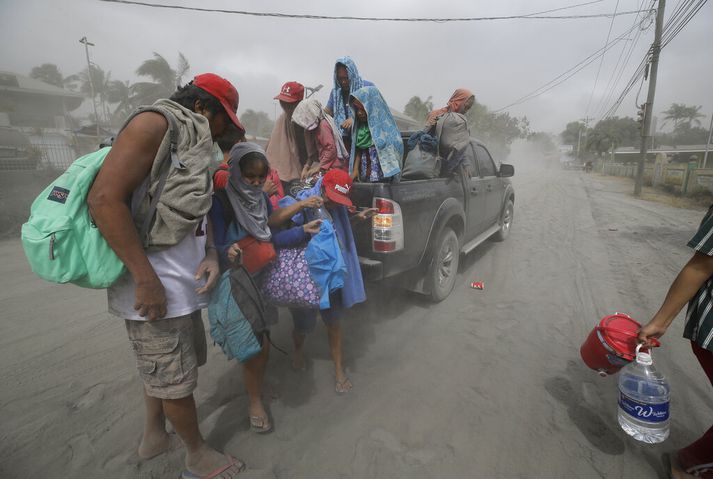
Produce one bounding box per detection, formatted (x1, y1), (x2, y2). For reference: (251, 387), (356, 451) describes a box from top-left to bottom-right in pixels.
(274, 81), (304, 103)
(322, 169), (353, 207)
(192, 73), (245, 133)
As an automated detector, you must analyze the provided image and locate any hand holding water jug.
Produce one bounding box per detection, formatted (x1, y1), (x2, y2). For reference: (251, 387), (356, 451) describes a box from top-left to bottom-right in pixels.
(617, 344), (670, 443)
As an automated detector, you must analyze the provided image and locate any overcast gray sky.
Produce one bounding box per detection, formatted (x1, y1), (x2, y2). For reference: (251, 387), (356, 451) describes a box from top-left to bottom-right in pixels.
(1, 0), (711, 133)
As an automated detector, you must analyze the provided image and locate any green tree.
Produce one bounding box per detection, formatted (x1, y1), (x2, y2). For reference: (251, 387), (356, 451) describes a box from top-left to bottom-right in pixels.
(560, 121), (585, 146)
(465, 99), (528, 159)
(528, 132), (556, 154)
(403, 95), (433, 123)
(241, 109), (274, 138)
(29, 63), (65, 88)
(662, 103), (705, 130)
(132, 52), (190, 105)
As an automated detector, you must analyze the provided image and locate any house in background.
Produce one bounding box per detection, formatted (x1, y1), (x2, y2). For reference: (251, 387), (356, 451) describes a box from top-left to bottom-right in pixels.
(0, 71), (85, 169)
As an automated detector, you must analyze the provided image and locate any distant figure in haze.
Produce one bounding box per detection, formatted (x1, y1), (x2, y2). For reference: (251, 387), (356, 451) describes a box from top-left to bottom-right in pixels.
(325, 57), (375, 152)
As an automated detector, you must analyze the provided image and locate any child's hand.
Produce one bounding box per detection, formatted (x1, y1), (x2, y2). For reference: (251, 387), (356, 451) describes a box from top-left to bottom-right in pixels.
(263, 178), (279, 196)
(303, 219), (322, 235)
(355, 207), (379, 222)
(300, 196), (323, 210)
(227, 243), (242, 264)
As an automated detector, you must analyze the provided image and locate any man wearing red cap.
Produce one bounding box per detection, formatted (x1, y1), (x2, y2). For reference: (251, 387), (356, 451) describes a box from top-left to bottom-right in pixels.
(266, 81), (310, 188)
(88, 73), (247, 477)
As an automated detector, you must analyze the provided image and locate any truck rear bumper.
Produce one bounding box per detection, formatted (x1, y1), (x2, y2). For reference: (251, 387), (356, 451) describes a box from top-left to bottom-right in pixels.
(358, 256), (383, 282)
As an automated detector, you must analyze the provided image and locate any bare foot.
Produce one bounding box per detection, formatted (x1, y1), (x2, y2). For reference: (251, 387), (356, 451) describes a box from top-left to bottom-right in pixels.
(335, 374), (352, 395)
(185, 445), (245, 478)
(138, 431), (182, 460)
(291, 352), (306, 371)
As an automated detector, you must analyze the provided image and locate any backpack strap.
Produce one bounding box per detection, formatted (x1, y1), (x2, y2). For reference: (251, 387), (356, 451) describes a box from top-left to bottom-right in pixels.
(118, 106), (183, 247)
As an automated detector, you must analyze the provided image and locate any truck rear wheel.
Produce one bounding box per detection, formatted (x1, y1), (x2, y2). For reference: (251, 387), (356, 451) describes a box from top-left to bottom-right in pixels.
(427, 227), (459, 302)
(493, 199), (514, 242)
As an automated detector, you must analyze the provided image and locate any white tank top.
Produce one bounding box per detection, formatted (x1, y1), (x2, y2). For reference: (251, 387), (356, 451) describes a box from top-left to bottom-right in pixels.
(108, 216), (209, 321)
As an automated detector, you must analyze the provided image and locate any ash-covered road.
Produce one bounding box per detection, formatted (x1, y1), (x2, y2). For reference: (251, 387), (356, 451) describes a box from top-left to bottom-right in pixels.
(1, 155), (711, 478)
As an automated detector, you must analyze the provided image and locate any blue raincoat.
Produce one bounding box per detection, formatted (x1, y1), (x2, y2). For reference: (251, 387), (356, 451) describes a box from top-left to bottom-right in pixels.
(349, 86), (403, 179)
(305, 219), (346, 309)
(294, 179), (366, 309)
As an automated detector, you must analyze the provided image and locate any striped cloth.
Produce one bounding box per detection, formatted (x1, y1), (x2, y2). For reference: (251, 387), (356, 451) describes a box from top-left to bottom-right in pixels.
(685, 205), (713, 352)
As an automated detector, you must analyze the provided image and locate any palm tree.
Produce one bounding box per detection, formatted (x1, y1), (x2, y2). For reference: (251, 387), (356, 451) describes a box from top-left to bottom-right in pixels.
(662, 103), (705, 130)
(132, 52), (190, 105)
(65, 64), (113, 123)
(106, 79), (136, 125)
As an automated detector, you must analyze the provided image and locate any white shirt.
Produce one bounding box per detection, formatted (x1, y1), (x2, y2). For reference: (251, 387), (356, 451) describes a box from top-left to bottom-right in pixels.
(108, 217), (209, 321)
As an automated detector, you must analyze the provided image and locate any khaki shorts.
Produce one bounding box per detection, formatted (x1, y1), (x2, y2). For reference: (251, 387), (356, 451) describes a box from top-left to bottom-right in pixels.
(125, 311), (207, 400)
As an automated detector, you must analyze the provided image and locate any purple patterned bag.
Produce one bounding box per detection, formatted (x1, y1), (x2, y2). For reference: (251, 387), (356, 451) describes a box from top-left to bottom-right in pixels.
(260, 246), (321, 309)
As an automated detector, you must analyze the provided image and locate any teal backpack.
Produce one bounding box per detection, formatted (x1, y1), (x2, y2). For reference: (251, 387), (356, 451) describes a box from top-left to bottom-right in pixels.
(21, 107), (180, 288)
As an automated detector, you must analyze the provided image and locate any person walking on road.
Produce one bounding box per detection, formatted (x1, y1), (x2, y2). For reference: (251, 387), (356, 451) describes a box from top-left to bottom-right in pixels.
(638, 206), (713, 479)
(89, 73), (247, 478)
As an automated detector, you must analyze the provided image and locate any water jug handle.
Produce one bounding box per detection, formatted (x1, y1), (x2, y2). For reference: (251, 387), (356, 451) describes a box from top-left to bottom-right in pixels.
(597, 326), (661, 347)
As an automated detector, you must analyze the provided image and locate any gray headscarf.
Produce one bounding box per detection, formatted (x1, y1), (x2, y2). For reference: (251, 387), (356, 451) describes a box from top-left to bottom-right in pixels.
(226, 142), (271, 241)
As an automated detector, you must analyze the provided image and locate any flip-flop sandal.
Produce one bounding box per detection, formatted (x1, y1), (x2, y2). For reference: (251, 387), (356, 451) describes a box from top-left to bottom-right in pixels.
(181, 455), (246, 479)
(335, 378), (352, 395)
(249, 415), (273, 434)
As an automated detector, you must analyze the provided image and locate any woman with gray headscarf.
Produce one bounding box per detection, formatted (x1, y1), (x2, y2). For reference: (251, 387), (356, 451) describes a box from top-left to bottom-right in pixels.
(209, 142), (323, 434)
(292, 99), (349, 180)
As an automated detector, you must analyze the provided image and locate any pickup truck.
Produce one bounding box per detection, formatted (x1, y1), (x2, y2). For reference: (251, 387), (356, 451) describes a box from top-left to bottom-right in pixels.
(350, 133), (515, 302)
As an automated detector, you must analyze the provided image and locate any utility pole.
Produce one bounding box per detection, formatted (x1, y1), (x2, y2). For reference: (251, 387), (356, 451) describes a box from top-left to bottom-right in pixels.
(634, 0), (665, 197)
(703, 113), (713, 169)
(79, 36), (100, 138)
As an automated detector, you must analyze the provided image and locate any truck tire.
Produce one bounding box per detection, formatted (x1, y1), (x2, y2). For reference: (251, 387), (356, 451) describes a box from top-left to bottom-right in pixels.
(493, 199), (514, 242)
(427, 227), (459, 302)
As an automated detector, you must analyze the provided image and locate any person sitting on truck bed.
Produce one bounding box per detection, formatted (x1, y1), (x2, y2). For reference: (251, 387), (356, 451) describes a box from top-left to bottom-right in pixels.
(426, 88), (475, 127)
(349, 86), (403, 183)
(291, 98), (349, 180)
(325, 57), (375, 152)
(426, 89), (476, 175)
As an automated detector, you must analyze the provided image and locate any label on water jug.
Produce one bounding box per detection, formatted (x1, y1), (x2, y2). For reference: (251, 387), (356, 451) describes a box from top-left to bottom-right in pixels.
(618, 392), (669, 423)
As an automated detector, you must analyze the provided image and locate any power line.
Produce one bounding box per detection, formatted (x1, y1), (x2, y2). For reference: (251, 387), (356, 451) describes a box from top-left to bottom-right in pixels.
(592, 0), (653, 119)
(97, 0), (647, 22)
(584, 0), (622, 119)
(493, 21), (641, 112)
(599, 0), (706, 119)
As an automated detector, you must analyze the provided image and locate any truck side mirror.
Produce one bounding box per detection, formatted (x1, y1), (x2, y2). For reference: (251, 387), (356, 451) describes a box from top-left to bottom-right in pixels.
(499, 164), (514, 178)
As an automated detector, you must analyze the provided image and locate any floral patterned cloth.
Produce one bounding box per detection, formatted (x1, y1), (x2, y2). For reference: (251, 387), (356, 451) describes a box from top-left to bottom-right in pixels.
(260, 246), (321, 309)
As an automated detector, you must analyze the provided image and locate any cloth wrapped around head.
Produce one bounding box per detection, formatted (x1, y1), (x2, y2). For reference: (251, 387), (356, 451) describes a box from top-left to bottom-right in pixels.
(226, 142), (271, 241)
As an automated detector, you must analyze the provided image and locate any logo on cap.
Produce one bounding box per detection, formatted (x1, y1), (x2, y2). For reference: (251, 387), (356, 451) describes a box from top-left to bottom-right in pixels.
(334, 184), (350, 194)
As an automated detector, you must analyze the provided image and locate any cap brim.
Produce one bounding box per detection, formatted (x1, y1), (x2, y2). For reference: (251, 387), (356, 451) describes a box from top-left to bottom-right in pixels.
(274, 94), (301, 103)
(325, 187), (353, 207)
(219, 98), (245, 133)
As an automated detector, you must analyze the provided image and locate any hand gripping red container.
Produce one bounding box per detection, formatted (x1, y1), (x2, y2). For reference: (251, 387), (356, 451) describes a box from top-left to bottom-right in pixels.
(580, 313), (660, 377)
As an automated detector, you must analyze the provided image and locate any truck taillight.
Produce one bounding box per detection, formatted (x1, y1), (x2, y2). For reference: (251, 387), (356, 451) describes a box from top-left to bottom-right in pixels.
(372, 197), (403, 253)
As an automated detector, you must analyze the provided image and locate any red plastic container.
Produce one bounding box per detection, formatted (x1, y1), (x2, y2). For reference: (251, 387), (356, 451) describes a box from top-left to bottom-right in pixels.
(580, 313), (660, 376)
